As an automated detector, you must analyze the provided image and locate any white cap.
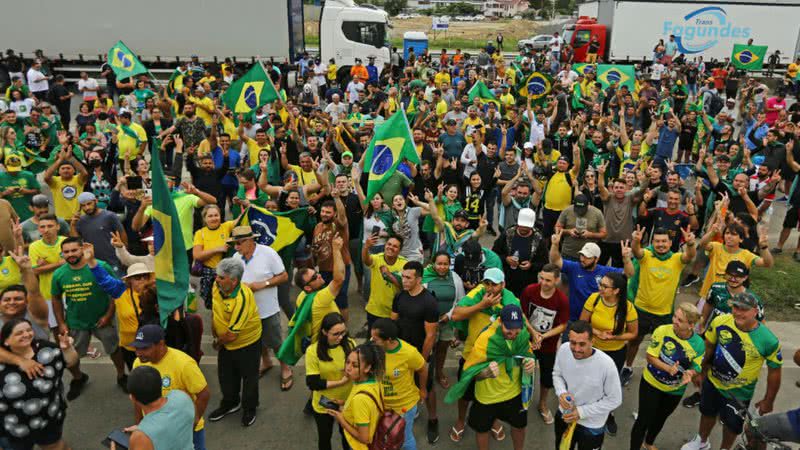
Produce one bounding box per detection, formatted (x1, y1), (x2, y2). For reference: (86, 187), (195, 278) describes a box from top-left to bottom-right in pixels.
(578, 243), (602, 259)
(517, 208), (536, 228)
(523, 142), (534, 149)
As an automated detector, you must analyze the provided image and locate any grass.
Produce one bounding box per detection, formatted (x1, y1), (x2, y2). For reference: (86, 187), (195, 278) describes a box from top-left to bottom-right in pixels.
(749, 254), (800, 321)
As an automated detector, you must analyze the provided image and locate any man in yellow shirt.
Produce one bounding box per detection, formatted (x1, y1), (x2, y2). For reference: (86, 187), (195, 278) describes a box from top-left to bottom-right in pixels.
(113, 111), (147, 164)
(132, 325), (211, 449)
(371, 318), (428, 450)
(462, 106), (485, 144)
(362, 236), (406, 328)
(28, 214), (66, 328)
(293, 236), (346, 343)
(281, 149), (319, 187)
(696, 222), (772, 298)
(189, 86), (216, 127)
(209, 257), (262, 427)
(239, 122), (272, 167)
(43, 145), (88, 220)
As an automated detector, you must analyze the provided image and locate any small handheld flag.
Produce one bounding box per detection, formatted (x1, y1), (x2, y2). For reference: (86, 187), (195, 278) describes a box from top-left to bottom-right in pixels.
(362, 110), (420, 203)
(222, 63), (280, 114)
(107, 40), (149, 79)
(518, 72), (553, 101)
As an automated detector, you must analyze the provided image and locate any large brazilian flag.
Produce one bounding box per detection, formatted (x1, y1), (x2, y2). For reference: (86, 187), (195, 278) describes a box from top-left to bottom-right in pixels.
(151, 150), (189, 326)
(362, 109), (420, 203)
(107, 40), (149, 79)
(731, 44), (767, 71)
(222, 62), (280, 114)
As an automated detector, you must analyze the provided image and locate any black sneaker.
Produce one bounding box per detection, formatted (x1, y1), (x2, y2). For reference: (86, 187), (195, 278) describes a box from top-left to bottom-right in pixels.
(303, 398), (314, 416)
(67, 373), (89, 401)
(117, 374), (129, 393)
(208, 404), (241, 421)
(681, 274), (699, 288)
(682, 392), (701, 408)
(242, 409), (256, 427)
(620, 367), (633, 387)
(427, 419), (440, 444)
(605, 414), (617, 436)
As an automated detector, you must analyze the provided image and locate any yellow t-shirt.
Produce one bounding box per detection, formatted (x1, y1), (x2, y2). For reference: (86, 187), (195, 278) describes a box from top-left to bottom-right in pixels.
(0, 256), (20, 292)
(382, 340), (425, 413)
(289, 164), (318, 187)
(327, 64), (338, 81)
(47, 176), (84, 219)
(305, 339), (355, 414)
(343, 378), (382, 450)
(544, 171), (573, 211)
(29, 237), (65, 302)
(699, 242), (759, 298)
(471, 321), (526, 404)
(243, 137), (271, 168)
(787, 63), (799, 79)
(190, 96), (215, 126)
(193, 221), (235, 269)
(211, 283), (262, 350)
(117, 123), (147, 160)
(583, 293), (638, 351)
(221, 115), (239, 142)
(134, 348), (207, 431)
(364, 253), (407, 318)
(114, 288), (142, 351)
(297, 286), (340, 344)
(434, 72), (451, 87)
(634, 250), (686, 316)
(462, 117), (485, 143)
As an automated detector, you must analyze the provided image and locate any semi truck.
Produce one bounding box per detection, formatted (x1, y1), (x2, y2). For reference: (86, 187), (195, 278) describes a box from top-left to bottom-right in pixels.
(566, 0), (800, 64)
(0, 0), (390, 81)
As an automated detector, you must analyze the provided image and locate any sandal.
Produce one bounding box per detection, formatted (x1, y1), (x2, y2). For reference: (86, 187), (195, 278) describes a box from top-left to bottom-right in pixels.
(280, 373), (294, 391)
(437, 375), (450, 389)
(539, 408), (554, 424)
(491, 425), (505, 441)
(449, 425), (465, 442)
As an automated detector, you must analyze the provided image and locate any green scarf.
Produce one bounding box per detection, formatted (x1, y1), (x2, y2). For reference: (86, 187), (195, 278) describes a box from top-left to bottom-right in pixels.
(276, 290), (317, 366)
(628, 246), (674, 301)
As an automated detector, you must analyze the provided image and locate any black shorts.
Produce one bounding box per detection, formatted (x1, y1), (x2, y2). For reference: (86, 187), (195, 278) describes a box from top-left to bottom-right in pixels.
(699, 377), (749, 435)
(5, 420), (64, 450)
(414, 355), (435, 392)
(456, 357), (476, 402)
(636, 308), (672, 339)
(468, 394), (528, 432)
(782, 205), (800, 229)
(534, 350), (556, 389)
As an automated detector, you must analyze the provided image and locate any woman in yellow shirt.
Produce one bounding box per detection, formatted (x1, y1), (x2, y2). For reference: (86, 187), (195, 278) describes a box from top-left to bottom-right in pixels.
(326, 343), (385, 450)
(106, 263), (154, 368)
(306, 313), (356, 450)
(192, 204), (235, 308)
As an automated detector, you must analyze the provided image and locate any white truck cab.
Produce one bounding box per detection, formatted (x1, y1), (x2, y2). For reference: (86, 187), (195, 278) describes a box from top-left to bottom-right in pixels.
(320, 0), (391, 81)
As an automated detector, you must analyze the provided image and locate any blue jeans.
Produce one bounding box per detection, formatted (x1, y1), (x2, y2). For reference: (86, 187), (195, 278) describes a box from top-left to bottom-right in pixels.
(403, 404), (418, 450)
(194, 429), (207, 450)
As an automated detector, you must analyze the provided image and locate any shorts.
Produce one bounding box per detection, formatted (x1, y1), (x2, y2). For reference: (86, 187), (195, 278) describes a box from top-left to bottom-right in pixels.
(260, 313), (283, 351)
(320, 265), (351, 310)
(437, 322), (455, 342)
(636, 308), (672, 339)
(699, 377), (749, 434)
(414, 355), (435, 392)
(468, 394), (528, 432)
(456, 357), (476, 402)
(782, 205), (800, 229)
(70, 325), (119, 357)
(534, 350), (556, 388)
(3, 420), (64, 450)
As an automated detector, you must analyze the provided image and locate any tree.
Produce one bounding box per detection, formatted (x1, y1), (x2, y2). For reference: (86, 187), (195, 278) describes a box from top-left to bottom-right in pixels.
(384, 0), (407, 16)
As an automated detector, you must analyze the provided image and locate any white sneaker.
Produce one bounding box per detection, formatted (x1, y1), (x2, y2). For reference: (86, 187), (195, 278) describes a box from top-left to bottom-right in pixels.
(681, 435), (711, 450)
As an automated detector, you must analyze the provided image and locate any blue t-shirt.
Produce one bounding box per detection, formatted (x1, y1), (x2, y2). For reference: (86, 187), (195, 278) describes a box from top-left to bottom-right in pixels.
(656, 127), (679, 161)
(211, 147), (241, 187)
(561, 259), (623, 321)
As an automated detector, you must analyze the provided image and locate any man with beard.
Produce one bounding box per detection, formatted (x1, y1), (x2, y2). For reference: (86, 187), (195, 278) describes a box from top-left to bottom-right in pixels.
(312, 197), (352, 321)
(52, 238), (124, 399)
(21, 194), (69, 244)
(167, 103), (208, 149)
(540, 146), (581, 240)
(549, 229), (634, 323)
(681, 292), (782, 450)
(500, 170), (536, 233)
(639, 188), (698, 252)
(493, 208), (546, 297)
(72, 192), (126, 274)
(700, 261), (764, 331)
(426, 189), (486, 257)
(556, 194), (606, 262)
(184, 136), (229, 210)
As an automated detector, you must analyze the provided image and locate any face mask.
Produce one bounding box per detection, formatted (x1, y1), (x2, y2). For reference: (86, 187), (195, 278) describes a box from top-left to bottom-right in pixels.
(87, 159), (102, 168)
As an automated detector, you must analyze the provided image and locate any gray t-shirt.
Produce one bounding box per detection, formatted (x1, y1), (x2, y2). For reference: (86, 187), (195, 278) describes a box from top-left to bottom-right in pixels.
(603, 192), (636, 243)
(557, 205), (606, 259)
(21, 217), (70, 243)
(394, 207), (423, 262)
(443, 110), (468, 129)
(75, 210), (124, 270)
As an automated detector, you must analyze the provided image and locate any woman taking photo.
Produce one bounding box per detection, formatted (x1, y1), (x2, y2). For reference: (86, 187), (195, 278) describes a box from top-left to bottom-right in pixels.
(306, 313), (356, 450)
(192, 204), (235, 309)
(325, 343), (385, 450)
(630, 302), (704, 450)
(0, 318), (78, 450)
(422, 251), (465, 388)
(579, 271), (638, 435)
(389, 193), (427, 263)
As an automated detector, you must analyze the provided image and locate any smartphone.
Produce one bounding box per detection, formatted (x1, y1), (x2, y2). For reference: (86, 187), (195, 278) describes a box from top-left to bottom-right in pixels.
(127, 176), (143, 191)
(371, 225), (381, 236)
(102, 429), (130, 449)
(319, 396), (340, 411)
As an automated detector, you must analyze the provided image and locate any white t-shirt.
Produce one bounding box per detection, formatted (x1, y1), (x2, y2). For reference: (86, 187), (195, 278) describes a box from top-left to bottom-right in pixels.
(650, 64), (665, 81)
(550, 36), (563, 52)
(346, 81), (364, 103)
(238, 244), (286, 319)
(26, 68), (48, 92)
(78, 78), (99, 100)
(324, 102), (348, 123)
(10, 98), (35, 118)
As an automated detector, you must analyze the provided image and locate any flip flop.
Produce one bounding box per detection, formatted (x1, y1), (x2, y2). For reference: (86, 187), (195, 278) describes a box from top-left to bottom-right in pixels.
(281, 373), (294, 391)
(491, 425), (505, 441)
(539, 408), (554, 424)
(449, 425), (465, 442)
(259, 365), (274, 378)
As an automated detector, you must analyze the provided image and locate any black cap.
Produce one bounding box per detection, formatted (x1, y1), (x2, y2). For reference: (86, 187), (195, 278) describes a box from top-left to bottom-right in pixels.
(453, 209), (469, 220)
(725, 261), (749, 277)
(574, 194), (589, 209)
(445, 119), (457, 125)
(129, 324), (165, 349)
(716, 154), (731, 162)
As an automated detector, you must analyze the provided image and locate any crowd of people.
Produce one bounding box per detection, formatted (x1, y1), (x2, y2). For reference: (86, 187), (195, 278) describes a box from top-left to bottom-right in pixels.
(1, 34), (800, 450)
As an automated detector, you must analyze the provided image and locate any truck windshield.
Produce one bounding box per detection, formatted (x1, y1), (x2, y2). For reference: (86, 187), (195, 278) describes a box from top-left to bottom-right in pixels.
(573, 30), (591, 48)
(341, 21), (386, 49)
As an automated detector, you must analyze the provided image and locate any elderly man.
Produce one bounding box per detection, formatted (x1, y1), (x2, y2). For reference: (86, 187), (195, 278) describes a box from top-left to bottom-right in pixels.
(229, 226), (293, 390)
(208, 257), (262, 427)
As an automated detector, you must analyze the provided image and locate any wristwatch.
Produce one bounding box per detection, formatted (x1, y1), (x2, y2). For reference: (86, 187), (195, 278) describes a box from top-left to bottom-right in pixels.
(265, 280), (271, 288)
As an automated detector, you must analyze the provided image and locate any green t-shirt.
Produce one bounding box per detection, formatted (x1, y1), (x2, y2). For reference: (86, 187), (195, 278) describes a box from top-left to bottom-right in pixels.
(0, 171), (40, 221)
(706, 283), (764, 321)
(51, 261), (114, 330)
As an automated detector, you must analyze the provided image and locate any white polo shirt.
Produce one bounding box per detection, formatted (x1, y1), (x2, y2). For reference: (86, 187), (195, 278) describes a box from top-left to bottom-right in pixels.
(237, 244), (285, 319)
(27, 68), (48, 93)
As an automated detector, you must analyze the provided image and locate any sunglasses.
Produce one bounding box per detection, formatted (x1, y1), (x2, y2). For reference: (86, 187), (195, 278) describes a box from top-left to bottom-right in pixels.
(305, 272), (320, 287)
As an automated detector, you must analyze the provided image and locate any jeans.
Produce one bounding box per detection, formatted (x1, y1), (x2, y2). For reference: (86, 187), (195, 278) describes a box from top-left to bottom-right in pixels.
(554, 412), (605, 450)
(193, 429), (207, 450)
(403, 404), (418, 450)
(485, 187), (499, 228)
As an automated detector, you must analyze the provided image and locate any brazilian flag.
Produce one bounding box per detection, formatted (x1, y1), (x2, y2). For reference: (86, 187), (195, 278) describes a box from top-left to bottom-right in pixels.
(596, 64), (635, 90)
(518, 71), (553, 104)
(732, 44), (767, 71)
(166, 68), (185, 98)
(571, 63), (595, 76)
(363, 109), (420, 203)
(467, 80), (500, 109)
(107, 40), (148, 79)
(222, 62), (279, 114)
(276, 290), (316, 365)
(236, 205), (305, 252)
(151, 150), (189, 327)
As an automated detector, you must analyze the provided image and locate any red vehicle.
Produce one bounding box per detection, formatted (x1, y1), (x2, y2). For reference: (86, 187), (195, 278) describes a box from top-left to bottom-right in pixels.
(564, 16), (608, 63)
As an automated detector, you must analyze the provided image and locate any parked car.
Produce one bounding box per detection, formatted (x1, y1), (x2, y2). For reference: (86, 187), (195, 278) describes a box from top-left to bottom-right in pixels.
(517, 34), (552, 51)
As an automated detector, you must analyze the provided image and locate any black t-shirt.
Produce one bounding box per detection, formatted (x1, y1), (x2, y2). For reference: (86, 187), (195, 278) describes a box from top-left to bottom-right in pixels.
(49, 84), (70, 111)
(392, 288), (439, 353)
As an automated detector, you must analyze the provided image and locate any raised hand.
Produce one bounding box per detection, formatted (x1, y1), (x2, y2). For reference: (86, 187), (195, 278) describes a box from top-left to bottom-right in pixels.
(680, 226), (696, 245)
(631, 225), (645, 243)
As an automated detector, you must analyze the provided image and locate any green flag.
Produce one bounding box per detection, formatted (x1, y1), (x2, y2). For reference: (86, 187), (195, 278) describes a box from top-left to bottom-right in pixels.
(595, 64), (636, 90)
(276, 291), (316, 365)
(222, 62), (280, 114)
(363, 110), (419, 202)
(731, 44), (767, 70)
(107, 41), (148, 79)
(468, 80), (500, 108)
(150, 150), (189, 327)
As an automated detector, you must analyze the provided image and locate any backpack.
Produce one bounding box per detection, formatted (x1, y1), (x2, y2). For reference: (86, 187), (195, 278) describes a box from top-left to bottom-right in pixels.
(359, 391), (405, 450)
(707, 92), (724, 117)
